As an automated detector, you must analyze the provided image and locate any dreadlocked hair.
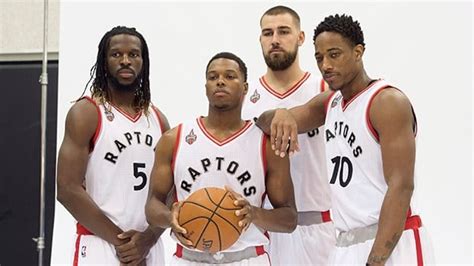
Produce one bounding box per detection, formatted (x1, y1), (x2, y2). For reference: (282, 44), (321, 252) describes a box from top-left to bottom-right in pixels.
(313, 14), (365, 47)
(81, 26), (151, 115)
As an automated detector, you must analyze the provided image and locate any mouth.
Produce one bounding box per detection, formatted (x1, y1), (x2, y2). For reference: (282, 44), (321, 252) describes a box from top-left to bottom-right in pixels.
(323, 73), (337, 82)
(213, 89), (229, 96)
(117, 69), (135, 79)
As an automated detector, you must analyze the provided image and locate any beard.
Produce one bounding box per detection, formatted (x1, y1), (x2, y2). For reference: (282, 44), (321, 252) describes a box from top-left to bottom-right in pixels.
(108, 74), (141, 93)
(263, 46), (298, 71)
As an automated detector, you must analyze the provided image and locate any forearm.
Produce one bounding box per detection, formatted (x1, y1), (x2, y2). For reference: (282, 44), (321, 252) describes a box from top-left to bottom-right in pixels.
(367, 184), (413, 264)
(255, 109), (276, 135)
(251, 205), (297, 233)
(145, 196), (172, 230)
(57, 186), (123, 245)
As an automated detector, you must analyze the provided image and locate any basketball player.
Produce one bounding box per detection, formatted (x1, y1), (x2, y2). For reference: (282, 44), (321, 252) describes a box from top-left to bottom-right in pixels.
(57, 26), (168, 265)
(145, 52), (297, 265)
(257, 15), (434, 265)
(242, 6), (335, 265)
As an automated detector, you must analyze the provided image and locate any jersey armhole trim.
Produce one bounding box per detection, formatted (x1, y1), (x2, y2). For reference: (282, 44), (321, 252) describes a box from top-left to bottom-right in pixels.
(151, 104), (166, 134)
(320, 79), (326, 93)
(82, 96), (101, 152)
(324, 91), (336, 115)
(171, 124), (182, 175)
(365, 87), (387, 143)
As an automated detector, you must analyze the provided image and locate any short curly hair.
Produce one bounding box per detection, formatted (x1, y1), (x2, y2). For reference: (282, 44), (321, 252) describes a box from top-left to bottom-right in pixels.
(313, 14), (365, 47)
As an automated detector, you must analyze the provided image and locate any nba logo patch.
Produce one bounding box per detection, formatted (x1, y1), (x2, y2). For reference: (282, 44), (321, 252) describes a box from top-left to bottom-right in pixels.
(250, 89), (260, 103)
(105, 110), (115, 121)
(185, 129), (197, 145)
(81, 245), (86, 258)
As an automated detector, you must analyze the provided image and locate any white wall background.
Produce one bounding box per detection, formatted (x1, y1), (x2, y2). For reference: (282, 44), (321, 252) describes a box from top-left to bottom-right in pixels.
(53, 1), (472, 265)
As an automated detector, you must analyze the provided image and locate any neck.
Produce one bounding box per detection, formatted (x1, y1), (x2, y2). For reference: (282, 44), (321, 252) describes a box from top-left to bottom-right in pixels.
(264, 60), (305, 93)
(203, 107), (246, 138)
(339, 69), (371, 101)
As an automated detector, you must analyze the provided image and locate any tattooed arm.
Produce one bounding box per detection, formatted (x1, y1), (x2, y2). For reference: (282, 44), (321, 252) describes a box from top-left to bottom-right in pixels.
(366, 88), (417, 265)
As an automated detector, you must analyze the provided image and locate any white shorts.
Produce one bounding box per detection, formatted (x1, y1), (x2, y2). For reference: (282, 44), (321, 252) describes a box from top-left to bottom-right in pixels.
(329, 226), (435, 265)
(72, 234), (164, 265)
(170, 253), (270, 266)
(267, 221), (336, 265)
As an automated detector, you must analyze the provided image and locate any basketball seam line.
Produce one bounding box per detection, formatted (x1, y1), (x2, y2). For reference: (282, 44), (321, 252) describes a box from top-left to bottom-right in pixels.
(193, 188), (228, 251)
(180, 202), (242, 236)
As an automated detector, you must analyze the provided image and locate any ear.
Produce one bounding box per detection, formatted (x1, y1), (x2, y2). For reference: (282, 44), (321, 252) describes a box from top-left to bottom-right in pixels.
(298, 30), (305, 46)
(243, 82), (249, 95)
(354, 44), (365, 61)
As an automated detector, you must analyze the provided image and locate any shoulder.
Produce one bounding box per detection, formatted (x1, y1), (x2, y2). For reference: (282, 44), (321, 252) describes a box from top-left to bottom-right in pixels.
(63, 97), (101, 142)
(150, 104), (171, 132)
(371, 87), (412, 111)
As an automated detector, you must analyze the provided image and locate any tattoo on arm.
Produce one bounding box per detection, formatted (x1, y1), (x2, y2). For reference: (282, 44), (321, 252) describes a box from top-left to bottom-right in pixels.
(367, 232), (402, 264)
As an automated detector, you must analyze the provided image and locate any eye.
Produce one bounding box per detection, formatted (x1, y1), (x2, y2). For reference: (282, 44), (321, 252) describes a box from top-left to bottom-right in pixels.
(279, 29), (290, 35)
(315, 55), (323, 63)
(262, 31), (273, 37)
(207, 75), (217, 80)
(226, 74), (236, 80)
(329, 51), (341, 58)
(129, 52), (140, 58)
(111, 52), (121, 58)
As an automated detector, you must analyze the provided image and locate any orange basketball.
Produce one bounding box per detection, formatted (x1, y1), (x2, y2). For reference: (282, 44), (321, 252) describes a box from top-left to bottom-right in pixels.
(178, 187), (243, 253)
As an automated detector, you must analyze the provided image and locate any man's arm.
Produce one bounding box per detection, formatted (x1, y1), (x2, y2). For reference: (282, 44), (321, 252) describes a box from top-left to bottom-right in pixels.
(256, 89), (333, 157)
(366, 88), (416, 265)
(145, 127), (193, 247)
(56, 99), (125, 245)
(230, 135), (297, 233)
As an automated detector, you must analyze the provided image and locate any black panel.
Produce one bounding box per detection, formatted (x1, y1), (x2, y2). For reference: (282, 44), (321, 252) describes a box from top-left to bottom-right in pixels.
(0, 61), (58, 266)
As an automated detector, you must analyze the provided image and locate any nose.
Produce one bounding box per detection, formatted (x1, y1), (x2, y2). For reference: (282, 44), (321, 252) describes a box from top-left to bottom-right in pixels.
(120, 54), (131, 66)
(271, 33), (280, 46)
(321, 57), (333, 72)
(216, 75), (225, 86)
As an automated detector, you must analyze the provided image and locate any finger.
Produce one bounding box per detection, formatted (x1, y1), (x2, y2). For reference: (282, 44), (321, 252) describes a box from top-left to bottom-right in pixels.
(115, 242), (134, 253)
(176, 233), (194, 247)
(278, 125), (291, 158)
(288, 125), (299, 155)
(270, 120), (278, 151)
(274, 123), (284, 156)
(118, 230), (137, 239)
(224, 186), (243, 202)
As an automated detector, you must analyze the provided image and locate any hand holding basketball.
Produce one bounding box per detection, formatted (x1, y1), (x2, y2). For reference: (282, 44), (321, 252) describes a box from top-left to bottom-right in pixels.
(170, 201), (194, 248)
(225, 186), (254, 231)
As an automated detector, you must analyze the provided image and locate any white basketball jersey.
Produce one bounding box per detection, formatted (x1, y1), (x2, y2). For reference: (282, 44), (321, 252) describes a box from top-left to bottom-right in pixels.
(84, 97), (164, 232)
(242, 72), (331, 212)
(325, 79), (417, 231)
(173, 118), (268, 252)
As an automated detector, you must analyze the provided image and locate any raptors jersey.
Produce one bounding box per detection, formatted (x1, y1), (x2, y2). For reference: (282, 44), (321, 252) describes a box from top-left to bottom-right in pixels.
(242, 72), (331, 212)
(325, 79), (418, 231)
(83, 97), (164, 232)
(173, 117), (268, 252)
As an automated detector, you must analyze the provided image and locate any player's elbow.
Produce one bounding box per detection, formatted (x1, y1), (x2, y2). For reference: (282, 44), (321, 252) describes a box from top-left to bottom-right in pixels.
(56, 178), (77, 206)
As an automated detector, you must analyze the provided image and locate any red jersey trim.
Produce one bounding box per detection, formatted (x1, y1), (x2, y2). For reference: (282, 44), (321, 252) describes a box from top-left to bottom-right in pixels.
(82, 96), (101, 152)
(365, 87), (387, 143)
(320, 79), (326, 93)
(110, 103), (142, 122)
(73, 234), (81, 266)
(321, 210), (332, 222)
(171, 124), (183, 175)
(197, 117), (252, 146)
(261, 134), (268, 176)
(259, 72), (310, 99)
(151, 104), (166, 134)
(365, 86), (417, 143)
(342, 79), (382, 111)
(324, 91), (337, 115)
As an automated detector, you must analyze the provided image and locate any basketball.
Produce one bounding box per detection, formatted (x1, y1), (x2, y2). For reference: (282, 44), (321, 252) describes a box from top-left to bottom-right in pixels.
(178, 187), (243, 253)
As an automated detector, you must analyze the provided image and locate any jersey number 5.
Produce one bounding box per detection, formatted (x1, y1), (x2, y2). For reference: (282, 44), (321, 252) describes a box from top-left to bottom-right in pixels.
(330, 156), (353, 187)
(133, 162), (147, 191)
